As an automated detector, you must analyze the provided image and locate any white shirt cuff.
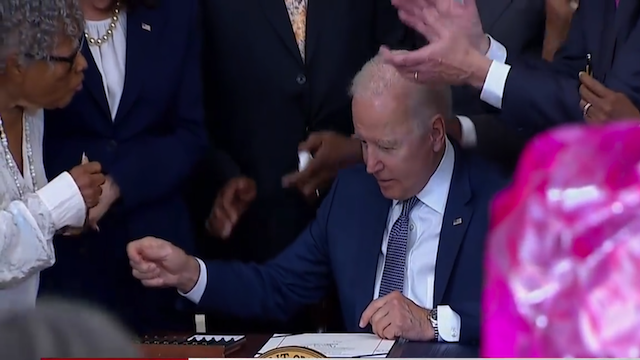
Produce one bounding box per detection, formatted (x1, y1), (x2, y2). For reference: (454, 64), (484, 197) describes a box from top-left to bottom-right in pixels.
(456, 116), (477, 148)
(179, 257), (207, 304)
(36, 171), (86, 229)
(485, 35), (507, 63)
(437, 305), (461, 342)
(479, 61), (511, 110)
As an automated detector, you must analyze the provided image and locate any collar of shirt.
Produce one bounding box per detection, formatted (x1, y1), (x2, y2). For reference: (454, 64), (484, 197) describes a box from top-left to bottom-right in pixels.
(392, 138), (455, 214)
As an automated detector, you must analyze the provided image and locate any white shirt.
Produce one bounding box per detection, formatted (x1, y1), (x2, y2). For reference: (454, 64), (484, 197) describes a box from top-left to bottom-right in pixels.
(457, 35), (509, 148)
(372, 138), (460, 342)
(181, 139), (463, 342)
(0, 110), (86, 311)
(85, 13), (127, 119)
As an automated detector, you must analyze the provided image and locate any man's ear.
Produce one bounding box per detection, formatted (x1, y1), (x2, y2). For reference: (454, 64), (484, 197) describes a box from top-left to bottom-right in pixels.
(430, 114), (446, 152)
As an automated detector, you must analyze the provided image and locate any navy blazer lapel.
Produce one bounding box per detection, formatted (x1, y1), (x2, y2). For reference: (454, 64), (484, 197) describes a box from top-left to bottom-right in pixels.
(114, 7), (165, 122)
(434, 147), (473, 306)
(255, 0), (303, 65)
(81, 44), (111, 118)
(353, 182), (391, 330)
(475, 0), (511, 33)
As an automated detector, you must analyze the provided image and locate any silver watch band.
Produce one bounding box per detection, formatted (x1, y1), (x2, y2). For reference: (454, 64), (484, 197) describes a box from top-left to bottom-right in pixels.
(430, 308), (439, 340)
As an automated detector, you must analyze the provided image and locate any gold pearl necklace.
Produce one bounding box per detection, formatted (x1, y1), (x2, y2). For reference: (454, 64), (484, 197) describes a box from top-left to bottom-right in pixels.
(85, 2), (120, 46)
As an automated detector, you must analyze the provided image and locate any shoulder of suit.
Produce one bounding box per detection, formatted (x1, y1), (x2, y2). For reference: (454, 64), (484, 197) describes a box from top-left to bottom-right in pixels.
(459, 150), (511, 194)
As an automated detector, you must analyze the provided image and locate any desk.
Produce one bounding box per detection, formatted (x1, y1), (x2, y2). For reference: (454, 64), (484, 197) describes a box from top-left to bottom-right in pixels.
(228, 334), (479, 358)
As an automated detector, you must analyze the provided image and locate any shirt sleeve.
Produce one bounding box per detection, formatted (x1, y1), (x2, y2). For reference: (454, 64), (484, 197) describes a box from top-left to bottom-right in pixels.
(457, 116), (478, 148)
(179, 257), (207, 304)
(0, 172), (85, 286)
(480, 36), (512, 109)
(437, 305), (461, 342)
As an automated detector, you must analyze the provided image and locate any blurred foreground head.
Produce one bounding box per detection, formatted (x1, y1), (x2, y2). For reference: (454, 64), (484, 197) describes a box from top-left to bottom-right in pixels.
(0, 299), (139, 359)
(483, 122), (640, 357)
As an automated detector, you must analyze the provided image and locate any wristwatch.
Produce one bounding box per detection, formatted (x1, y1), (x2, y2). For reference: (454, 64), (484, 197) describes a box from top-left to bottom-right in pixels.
(429, 308), (439, 341)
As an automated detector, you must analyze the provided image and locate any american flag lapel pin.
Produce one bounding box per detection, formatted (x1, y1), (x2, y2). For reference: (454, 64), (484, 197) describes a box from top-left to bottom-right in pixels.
(453, 218), (463, 226)
(141, 23), (151, 31)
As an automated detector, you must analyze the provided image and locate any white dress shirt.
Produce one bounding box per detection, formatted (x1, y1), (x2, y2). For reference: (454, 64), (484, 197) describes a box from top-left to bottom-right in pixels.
(0, 110), (85, 311)
(85, 13), (127, 119)
(457, 35), (509, 148)
(182, 139), (463, 342)
(372, 138), (460, 342)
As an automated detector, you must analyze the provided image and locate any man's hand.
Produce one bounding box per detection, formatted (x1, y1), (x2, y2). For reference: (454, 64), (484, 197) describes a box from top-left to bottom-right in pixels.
(127, 237), (200, 293)
(380, 0), (492, 88)
(87, 176), (120, 230)
(206, 176), (257, 239)
(69, 161), (105, 208)
(543, 0), (578, 60)
(391, 0), (488, 54)
(282, 131), (362, 201)
(579, 72), (640, 123)
(359, 291), (435, 341)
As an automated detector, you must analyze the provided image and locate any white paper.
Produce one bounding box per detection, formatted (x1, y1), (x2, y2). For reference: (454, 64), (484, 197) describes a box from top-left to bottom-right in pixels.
(255, 333), (394, 358)
(298, 150), (313, 171)
(187, 334), (245, 342)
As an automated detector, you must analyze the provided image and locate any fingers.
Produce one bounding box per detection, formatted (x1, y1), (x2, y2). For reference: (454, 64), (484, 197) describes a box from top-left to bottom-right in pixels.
(371, 308), (393, 339)
(299, 132), (325, 152)
(360, 297), (388, 328)
(282, 157), (320, 188)
(84, 161), (102, 173)
(128, 237), (172, 262)
(579, 72), (611, 98)
(379, 46), (433, 75)
(578, 84), (602, 110)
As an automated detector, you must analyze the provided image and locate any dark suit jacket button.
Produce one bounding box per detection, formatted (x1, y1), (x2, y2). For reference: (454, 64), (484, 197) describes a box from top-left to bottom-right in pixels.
(296, 74), (306, 85)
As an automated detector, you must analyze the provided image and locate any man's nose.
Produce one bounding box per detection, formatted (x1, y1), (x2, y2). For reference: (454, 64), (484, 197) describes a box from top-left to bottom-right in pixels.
(365, 151), (382, 174)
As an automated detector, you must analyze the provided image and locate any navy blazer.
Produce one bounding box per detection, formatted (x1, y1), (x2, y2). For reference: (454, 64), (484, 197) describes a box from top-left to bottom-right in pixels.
(198, 147), (508, 344)
(501, 0), (640, 136)
(41, 0), (207, 333)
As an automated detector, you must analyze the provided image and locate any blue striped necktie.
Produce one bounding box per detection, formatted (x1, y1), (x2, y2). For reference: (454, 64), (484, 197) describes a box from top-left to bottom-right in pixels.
(379, 196), (420, 297)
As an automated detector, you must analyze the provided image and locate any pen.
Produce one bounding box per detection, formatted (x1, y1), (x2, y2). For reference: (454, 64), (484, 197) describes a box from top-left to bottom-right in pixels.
(586, 53), (592, 76)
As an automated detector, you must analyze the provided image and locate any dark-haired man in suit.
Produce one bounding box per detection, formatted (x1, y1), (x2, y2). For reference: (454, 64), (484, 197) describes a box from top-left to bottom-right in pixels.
(131, 56), (508, 344)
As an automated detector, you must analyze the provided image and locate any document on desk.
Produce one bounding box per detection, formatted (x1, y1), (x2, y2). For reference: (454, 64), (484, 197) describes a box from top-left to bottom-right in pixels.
(254, 333), (394, 358)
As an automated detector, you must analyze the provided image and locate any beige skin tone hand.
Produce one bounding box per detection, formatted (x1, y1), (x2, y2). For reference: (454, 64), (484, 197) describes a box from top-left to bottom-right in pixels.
(360, 291), (435, 341)
(127, 237), (200, 293)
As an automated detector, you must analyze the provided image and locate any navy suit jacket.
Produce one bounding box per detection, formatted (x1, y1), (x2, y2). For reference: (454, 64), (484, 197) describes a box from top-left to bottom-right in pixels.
(40, 0), (207, 333)
(501, 0), (640, 135)
(198, 147), (508, 344)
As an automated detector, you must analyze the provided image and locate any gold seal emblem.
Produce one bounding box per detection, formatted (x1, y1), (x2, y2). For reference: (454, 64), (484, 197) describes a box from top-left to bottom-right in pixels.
(258, 345), (327, 358)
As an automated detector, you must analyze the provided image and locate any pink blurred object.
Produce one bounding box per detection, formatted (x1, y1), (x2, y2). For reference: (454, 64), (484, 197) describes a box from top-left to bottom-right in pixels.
(482, 122), (640, 358)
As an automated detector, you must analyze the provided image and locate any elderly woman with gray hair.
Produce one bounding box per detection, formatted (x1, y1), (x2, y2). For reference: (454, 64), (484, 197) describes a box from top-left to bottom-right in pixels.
(0, 0), (105, 310)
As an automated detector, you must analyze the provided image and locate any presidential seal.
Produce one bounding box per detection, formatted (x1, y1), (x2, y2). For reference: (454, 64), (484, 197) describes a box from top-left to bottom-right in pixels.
(258, 346), (327, 358)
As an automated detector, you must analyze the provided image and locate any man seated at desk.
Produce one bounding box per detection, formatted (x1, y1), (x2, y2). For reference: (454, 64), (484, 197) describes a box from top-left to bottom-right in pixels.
(127, 55), (508, 344)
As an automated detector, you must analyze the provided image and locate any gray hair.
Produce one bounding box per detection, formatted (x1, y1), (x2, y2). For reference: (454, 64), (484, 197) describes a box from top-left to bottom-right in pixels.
(349, 55), (452, 133)
(0, 0), (84, 71)
(0, 299), (140, 359)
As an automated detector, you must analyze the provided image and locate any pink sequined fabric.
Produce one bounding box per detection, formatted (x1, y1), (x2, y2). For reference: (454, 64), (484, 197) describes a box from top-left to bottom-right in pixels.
(482, 122), (640, 357)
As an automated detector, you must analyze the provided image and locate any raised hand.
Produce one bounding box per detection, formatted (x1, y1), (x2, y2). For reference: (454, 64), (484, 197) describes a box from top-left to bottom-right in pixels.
(381, 0), (492, 88)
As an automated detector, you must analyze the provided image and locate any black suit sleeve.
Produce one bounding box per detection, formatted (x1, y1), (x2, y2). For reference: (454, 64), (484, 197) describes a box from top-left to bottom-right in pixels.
(466, 114), (528, 172)
(197, 177), (339, 321)
(500, 2), (588, 132)
(374, 0), (416, 50)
